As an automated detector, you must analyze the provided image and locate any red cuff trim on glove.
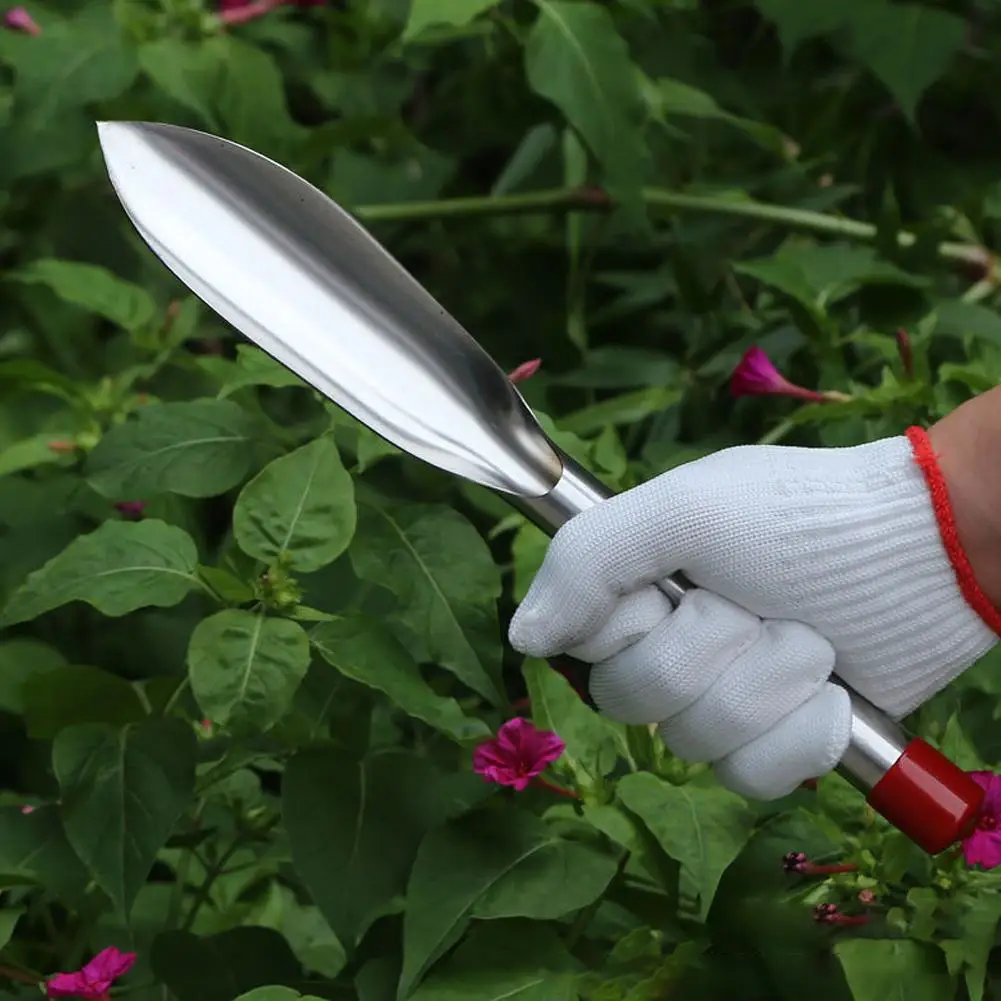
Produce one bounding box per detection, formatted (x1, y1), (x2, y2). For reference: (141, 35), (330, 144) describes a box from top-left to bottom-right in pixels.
(906, 425), (1001, 635)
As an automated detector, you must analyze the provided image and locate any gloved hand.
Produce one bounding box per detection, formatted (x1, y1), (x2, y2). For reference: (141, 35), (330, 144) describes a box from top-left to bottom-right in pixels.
(509, 428), (1000, 800)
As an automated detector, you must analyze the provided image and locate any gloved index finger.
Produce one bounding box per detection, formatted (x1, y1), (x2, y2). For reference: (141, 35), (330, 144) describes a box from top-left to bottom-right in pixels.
(508, 482), (698, 656)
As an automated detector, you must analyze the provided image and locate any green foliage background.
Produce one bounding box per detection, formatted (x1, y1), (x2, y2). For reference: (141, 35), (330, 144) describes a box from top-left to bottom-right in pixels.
(4, 1), (1001, 1000)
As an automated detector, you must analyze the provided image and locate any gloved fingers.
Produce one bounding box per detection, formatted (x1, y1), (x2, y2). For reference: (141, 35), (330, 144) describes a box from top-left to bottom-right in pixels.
(657, 619), (837, 762)
(509, 478), (701, 657)
(588, 590), (760, 725)
(712, 683), (852, 800)
(566, 587), (672, 665)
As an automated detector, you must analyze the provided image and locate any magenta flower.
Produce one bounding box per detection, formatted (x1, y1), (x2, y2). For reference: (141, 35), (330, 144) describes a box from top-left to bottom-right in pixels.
(47, 947), (136, 1001)
(114, 500), (146, 521)
(472, 717), (565, 791)
(4, 7), (40, 34)
(962, 772), (1001, 869)
(730, 346), (850, 403)
(218, 0), (323, 25)
(508, 358), (542, 385)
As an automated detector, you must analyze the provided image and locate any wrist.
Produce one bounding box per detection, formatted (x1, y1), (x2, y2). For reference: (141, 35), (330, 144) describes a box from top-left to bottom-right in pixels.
(917, 392), (1001, 623)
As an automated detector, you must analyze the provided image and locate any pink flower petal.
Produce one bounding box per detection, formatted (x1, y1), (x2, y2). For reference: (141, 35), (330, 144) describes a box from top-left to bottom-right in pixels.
(83, 947), (136, 985)
(508, 359), (542, 384)
(46, 974), (90, 999)
(730, 346), (825, 402)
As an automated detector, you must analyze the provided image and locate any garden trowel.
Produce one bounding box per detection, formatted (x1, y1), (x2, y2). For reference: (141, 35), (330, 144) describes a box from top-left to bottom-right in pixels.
(96, 120), (983, 854)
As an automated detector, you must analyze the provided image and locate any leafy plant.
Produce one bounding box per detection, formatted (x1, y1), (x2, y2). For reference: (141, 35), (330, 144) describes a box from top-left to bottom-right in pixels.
(2, 1), (1001, 1000)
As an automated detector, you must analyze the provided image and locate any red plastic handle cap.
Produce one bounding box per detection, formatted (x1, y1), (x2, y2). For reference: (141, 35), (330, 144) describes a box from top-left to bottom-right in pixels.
(867, 738), (984, 854)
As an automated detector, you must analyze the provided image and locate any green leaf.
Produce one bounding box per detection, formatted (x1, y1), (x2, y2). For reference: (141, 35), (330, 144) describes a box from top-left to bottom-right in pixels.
(233, 437), (356, 573)
(150, 927), (305, 1001)
(523, 657), (626, 784)
(400, 811), (618, 997)
(53, 719), (196, 917)
(616, 772), (754, 920)
(201, 345), (307, 396)
(0, 433), (75, 479)
(736, 244), (925, 312)
(350, 494), (504, 706)
(8, 260), (157, 333)
(524, 0), (648, 198)
(933, 300), (1001, 345)
(941, 896), (1001, 1001)
(402, 0), (501, 40)
(834, 939), (953, 1001)
(188, 610), (310, 734)
(0, 909), (23, 952)
(0, 806), (90, 898)
(645, 77), (788, 156)
(511, 522), (549, 604)
(137, 39), (221, 128)
(284, 748), (456, 947)
(0, 638), (67, 714)
(1, 519), (200, 626)
(204, 36), (305, 156)
(22, 665), (145, 739)
(88, 400), (258, 499)
(752, 0), (863, 55)
(310, 616), (489, 742)
(846, 5), (965, 123)
(409, 920), (577, 1001)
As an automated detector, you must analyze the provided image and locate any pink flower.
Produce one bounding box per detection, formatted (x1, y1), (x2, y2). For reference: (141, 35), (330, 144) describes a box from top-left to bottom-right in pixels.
(730, 346), (848, 403)
(812, 903), (869, 927)
(47, 947), (136, 1001)
(781, 851), (856, 876)
(218, 0), (324, 24)
(858, 889), (875, 904)
(114, 500), (146, 521)
(472, 718), (565, 791)
(508, 359), (541, 384)
(4, 7), (40, 34)
(962, 772), (1001, 869)
(20, 805), (35, 814)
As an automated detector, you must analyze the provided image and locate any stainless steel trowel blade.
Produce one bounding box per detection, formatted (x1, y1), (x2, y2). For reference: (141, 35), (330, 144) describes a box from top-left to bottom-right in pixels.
(96, 121), (563, 498)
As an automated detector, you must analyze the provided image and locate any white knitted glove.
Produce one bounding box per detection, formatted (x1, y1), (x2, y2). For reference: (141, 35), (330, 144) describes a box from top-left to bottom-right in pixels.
(509, 434), (998, 800)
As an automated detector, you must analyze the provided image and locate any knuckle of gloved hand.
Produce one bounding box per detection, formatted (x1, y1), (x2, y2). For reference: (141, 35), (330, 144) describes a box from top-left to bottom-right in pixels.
(588, 588), (761, 726)
(655, 617), (837, 764)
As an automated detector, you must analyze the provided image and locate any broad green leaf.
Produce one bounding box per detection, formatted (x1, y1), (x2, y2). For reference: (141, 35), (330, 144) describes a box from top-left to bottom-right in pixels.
(941, 896), (1001, 1001)
(53, 719), (196, 917)
(22, 665), (145, 739)
(0, 909), (23, 951)
(523, 657), (626, 784)
(284, 748), (456, 947)
(199, 345), (307, 396)
(0, 433), (76, 479)
(233, 437), (356, 572)
(752, 0), (863, 55)
(137, 39), (221, 128)
(150, 927), (305, 1001)
(0, 5), (137, 180)
(0, 806), (90, 899)
(736, 244), (925, 312)
(8, 260), (157, 332)
(847, 6), (965, 123)
(349, 494), (504, 706)
(403, 0), (501, 40)
(491, 124), (558, 196)
(933, 300), (1001, 345)
(204, 36), (305, 156)
(1, 520), (200, 626)
(279, 903), (347, 978)
(88, 400), (258, 499)
(409, 921), (576, 1001)
(236, 991), (302, 1001)
(310, 616), (489, 742)
(834, 939), (953, 1001)
(400, 811), (618, 997)
(329, 146), (456, 207)
(0, 638), (66, 713)
(617, 772), (754, 920)
(188, 610), (310, 734)
(524, 0), (648, 197)
(511, 521), (548, 603)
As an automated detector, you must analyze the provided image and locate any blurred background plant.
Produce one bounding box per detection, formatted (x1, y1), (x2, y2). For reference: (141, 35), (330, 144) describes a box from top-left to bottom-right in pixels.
(2, 1), (1001, 1000)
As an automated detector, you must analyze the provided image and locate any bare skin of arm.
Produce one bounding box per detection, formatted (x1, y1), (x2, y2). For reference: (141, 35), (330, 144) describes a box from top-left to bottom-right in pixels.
(929, 385), (1001, 611)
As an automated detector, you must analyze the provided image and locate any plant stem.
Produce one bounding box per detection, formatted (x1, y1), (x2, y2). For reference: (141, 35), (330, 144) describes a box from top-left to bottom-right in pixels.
(352, 187), (989, 268)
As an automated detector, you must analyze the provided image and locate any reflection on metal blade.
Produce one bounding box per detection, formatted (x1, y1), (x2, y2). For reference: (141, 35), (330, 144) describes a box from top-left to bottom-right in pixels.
(96, 121), (562, 497)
